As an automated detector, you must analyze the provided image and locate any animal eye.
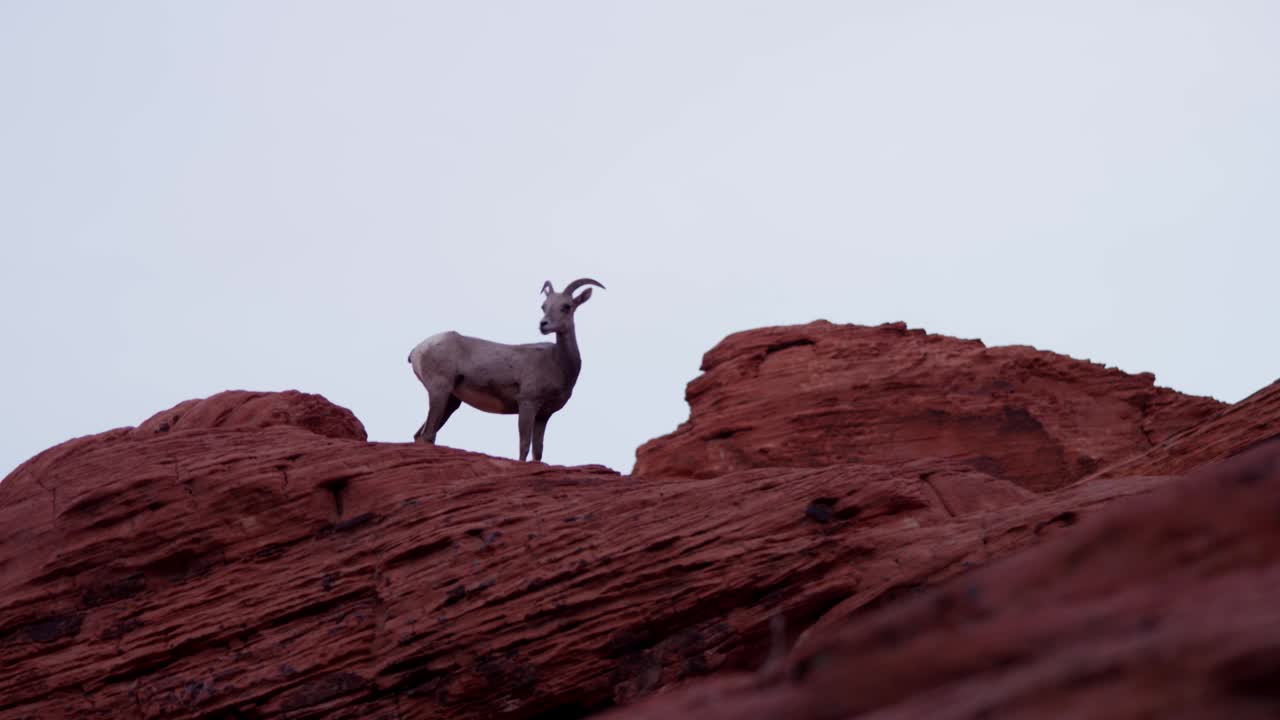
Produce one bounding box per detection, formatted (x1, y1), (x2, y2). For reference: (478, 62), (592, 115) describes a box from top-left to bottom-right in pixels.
(561, 304), (570, 312)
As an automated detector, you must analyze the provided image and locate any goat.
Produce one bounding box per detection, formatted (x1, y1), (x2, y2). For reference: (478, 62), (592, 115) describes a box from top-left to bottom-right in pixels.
(407, 278), (605, 462)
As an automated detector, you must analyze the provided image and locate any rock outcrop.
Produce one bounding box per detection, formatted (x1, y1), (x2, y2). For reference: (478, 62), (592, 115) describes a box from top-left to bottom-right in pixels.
(1, 324), (1275, 720)
(635, 321), (1223, 491)
(1087, 380), (1280, 480)
(133, 389), (369, 441)
(606, 442), (1280, 720)
(0, 402), (1143, 719)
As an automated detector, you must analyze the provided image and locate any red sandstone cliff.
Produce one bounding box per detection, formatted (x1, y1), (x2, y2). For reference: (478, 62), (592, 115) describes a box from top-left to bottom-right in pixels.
(1, 325), (1276, 720)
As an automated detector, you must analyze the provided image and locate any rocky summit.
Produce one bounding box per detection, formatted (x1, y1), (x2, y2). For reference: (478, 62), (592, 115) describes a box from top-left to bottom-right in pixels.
(2, 323), (1277, 720)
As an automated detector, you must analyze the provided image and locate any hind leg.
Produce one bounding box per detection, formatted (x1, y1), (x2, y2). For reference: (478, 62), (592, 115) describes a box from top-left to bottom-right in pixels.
(435, 395), (462, 435)
(416, 386), (456, 444)
(412, 396), (433, 441)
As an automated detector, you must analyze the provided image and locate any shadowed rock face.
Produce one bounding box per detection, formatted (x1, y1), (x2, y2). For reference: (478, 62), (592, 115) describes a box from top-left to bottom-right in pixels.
(635, 321), (1223, 491)
(0, 325), (1275, 720)
(605, 443), (1280, 720)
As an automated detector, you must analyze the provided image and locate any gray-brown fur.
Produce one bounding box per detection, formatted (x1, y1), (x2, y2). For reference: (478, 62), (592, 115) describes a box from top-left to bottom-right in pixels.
(407, 278), (605, 461)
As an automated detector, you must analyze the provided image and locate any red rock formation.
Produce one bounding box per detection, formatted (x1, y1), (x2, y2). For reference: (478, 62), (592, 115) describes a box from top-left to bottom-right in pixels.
(1, 326), (1274, 720)
(1087, 380), (1280, 480)
(0, 393), (1182, 720)
(132, 389), (368, 441)
(606, 443), (1280, 720)
(635, 321), (1223, 491)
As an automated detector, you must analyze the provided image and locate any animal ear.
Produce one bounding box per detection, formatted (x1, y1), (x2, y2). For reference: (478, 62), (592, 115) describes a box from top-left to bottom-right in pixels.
(541, 281), (555, 296)
(572, 288), (593, 307)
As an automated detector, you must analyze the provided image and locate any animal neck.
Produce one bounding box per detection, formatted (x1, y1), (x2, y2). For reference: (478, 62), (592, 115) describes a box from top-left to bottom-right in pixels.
(554, 327), (582, 384)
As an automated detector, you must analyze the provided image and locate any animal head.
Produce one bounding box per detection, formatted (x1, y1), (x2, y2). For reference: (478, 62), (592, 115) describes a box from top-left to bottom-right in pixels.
(539, 278), (605, 335)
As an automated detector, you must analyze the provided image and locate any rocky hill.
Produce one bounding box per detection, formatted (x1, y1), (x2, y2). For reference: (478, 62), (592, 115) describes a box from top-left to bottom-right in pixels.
(1, 323), (1276, 720)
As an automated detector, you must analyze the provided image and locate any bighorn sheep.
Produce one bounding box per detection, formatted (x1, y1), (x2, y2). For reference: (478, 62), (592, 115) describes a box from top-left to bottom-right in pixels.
(407, 278), (605, 462)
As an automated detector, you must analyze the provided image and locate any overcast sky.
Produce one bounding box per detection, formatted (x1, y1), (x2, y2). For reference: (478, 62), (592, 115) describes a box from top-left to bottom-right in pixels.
(2, 1), (1277, 477)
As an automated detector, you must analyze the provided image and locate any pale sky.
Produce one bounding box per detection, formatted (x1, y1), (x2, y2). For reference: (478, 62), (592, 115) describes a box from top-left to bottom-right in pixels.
(2, 1), (1277, 477)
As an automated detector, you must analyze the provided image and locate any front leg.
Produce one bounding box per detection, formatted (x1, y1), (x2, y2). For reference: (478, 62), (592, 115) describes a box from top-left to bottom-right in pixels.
(531, 412), (550, 462)
(517, 402), (537, 461)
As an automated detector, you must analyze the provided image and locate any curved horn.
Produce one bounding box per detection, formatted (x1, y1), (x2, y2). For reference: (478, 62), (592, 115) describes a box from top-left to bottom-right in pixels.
(541, 280), (555, 295)
(563, 278), (606, 295)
